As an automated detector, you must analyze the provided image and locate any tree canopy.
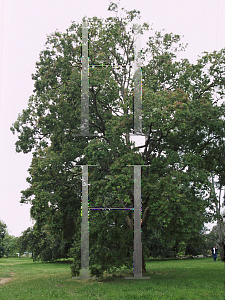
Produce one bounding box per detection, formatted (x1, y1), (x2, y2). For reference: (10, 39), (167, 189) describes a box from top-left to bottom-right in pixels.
(0, 220), (19, 258)
(11, 5), (225, 276)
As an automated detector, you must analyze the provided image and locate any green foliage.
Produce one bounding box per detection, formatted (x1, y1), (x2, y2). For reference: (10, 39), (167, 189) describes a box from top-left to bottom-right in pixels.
(17, 225), (72, 261)
(0, 220), (7, 258)
(0, 220), (19, 258)
(3, 235), (19, 257)
(204, 224), (225, 250)
(10, 4), (225, 277)
(142, 227), (176, 258)
(89, 210), (133, 278)
(143, 224), (208, 258)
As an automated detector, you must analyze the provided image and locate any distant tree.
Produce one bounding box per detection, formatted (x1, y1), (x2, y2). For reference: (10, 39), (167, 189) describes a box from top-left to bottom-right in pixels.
(204, 224), (225, 259)
(0, 220), (7, 258)
(17, 225), (72, 261)
(17, 227), (35, 258)
(3, 235), (19, 257)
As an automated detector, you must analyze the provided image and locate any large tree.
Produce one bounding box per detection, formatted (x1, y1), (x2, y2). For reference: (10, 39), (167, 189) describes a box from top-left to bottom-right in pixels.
(11, 5), (225, 276)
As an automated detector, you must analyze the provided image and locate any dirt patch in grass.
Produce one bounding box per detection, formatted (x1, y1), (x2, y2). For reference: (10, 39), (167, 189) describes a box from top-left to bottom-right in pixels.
(55, 284), (64, 287)
(0, 273), (15, 285)
(0, 277), (13, 285)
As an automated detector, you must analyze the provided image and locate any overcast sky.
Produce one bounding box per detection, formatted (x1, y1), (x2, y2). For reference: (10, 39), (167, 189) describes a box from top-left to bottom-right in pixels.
(0, 0), (224, 237)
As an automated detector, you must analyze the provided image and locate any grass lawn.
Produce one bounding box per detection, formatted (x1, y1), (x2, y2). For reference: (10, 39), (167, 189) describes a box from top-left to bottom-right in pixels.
(0, 257), (224, 299)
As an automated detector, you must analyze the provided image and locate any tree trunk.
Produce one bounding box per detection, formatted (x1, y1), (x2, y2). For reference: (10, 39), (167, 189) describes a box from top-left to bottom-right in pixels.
(217, 186), (225, 261)
(219, 241), (224, 261)
(142, 247), (146, 273)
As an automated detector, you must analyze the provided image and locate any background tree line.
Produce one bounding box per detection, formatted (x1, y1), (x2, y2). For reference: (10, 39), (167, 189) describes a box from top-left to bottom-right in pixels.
(0, 220), (19, 258)
(1, 218), (223, 261)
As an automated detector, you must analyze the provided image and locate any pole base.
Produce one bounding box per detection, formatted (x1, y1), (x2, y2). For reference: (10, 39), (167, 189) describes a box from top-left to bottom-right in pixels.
(125, 276), (150, 279)
(72, 276), (98, 280)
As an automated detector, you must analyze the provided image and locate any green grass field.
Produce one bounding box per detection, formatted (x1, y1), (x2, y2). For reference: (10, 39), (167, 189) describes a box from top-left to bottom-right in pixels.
(0, 257), (224, 299)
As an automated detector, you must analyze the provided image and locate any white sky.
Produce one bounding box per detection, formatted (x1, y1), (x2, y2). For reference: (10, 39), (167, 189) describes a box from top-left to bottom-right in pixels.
(0, 0), (224, 236)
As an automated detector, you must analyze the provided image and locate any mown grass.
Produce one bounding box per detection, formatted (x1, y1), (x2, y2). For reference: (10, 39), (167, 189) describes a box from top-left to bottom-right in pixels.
(0, 257), (224, 299)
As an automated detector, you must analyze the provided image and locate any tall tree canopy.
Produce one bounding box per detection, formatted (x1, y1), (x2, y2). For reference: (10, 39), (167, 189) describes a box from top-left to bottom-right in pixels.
(11, 6), (225, 276)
